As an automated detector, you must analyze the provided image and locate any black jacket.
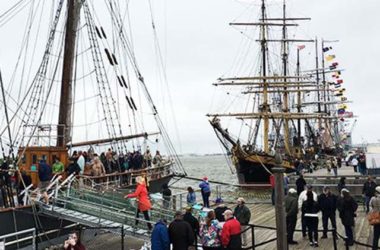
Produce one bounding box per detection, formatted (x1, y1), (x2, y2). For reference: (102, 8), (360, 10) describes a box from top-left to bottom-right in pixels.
(318, 193), (337, 215)
(234, 204), (251, 225)
(285, 193), (298, 217)
(183, 212), (200, 235)
(66, 163), (81, 176)
(337, 196), (358, 226)
(215, 205), (229, 222)
(168, 219), (194, 250)
(296, 177), (306, 195)
(363, 181), (377, 197)
(302, 200), (320, 215)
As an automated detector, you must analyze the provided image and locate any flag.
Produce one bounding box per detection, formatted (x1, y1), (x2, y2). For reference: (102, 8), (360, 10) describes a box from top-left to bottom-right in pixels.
(297, 45), (306, 50)
(326, 55), (336, 61)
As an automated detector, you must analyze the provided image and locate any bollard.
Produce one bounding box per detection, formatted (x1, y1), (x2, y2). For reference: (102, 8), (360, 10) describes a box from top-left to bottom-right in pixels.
(272, 152), (287, 250)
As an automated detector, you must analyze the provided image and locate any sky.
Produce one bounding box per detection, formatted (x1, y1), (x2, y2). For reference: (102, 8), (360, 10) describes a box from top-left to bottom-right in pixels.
(0, 0), (379, 155)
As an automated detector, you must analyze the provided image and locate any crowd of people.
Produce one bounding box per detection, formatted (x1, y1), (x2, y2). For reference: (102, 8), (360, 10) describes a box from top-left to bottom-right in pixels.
(62, 148), (165, 177)
(123, 175), (252, 250)
(31, 147), (165, 189)
(150, 197), (251, 250)
(286, 173), (380, 248)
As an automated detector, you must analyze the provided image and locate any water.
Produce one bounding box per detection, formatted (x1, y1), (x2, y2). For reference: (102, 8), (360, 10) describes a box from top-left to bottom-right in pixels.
(170, 155), (270, 203)
(172, 155), (236, 189)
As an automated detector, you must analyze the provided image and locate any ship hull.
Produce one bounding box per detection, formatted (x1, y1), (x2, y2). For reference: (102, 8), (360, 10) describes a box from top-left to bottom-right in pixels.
(232, 147), (295, 185)
(147, 174), (173, 193)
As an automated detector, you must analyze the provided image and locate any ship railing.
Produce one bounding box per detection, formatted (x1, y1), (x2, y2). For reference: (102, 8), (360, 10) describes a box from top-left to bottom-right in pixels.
(28, 173), (76, 206)
(77, 162), (173, 190)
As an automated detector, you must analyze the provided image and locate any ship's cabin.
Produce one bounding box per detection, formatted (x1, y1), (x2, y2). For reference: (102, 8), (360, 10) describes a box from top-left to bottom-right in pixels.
(18, 146), (68, 186)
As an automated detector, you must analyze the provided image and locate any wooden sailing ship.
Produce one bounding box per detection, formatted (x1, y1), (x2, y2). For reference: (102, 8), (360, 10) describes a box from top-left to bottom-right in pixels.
(0, 0), (186, 192)
(208, 0), (354, 185)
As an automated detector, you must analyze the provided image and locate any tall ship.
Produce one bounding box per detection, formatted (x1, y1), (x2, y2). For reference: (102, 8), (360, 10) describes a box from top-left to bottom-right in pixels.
(207, 0), (355, 185)
(0, 0), (186, 195)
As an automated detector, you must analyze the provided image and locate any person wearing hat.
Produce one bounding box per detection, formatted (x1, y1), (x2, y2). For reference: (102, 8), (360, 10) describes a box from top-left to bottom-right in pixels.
(214, 199), (229, 222)
(151, 219), (170, 250)
(183, 207), (200, 246)
(317, 186), (337, 239)
(285, 188), (298, 245)
(168, 211), (194, 250)
(221, 210), (242, 250)
(199, 177), (211, 208)
(337, 188), (358, 246)
(124, 176), (152, 230)
(369, 186), (380, 249)
(298, 184), (317, 237)
(233, 197), (251, 246)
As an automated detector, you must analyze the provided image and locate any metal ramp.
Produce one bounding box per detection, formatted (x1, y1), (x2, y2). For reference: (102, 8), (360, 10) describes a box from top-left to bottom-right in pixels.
(28, 175), (175, 239)
(41, 205), (148, 237)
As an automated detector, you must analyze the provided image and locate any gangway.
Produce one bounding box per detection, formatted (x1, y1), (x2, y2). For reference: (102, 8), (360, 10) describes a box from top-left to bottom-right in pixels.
(27, 175), (176, 240)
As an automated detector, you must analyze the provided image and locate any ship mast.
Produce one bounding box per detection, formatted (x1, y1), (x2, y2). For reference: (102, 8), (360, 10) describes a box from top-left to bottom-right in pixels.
(261, 0), (269, 153)
(281, 0), (291, 156)
(296, 47), (301, 145)
(57, 0), (82, 147)
(315, 38), (322, 133)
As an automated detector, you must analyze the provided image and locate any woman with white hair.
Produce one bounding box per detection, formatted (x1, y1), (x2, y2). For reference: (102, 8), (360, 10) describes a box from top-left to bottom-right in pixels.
(124, 176), (152, 230)
(369, 186), (380, 249)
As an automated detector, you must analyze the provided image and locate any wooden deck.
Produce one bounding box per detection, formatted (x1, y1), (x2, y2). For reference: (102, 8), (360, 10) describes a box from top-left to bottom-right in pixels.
(245, 203), (373, 250)
(303, 164), (361, 177)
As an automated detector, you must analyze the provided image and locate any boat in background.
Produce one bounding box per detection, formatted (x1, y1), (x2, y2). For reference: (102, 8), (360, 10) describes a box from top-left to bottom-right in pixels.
(208, 0), (355, 185)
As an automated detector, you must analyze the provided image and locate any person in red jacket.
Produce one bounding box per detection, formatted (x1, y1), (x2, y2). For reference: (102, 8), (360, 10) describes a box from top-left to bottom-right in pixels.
(221, 210), (242, 250)
(124, 176), (152, 230)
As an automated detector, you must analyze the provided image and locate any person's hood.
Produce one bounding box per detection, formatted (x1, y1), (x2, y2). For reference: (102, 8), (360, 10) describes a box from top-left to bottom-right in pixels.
(289, 192), (298, 198)
(155, 220), (167, 226)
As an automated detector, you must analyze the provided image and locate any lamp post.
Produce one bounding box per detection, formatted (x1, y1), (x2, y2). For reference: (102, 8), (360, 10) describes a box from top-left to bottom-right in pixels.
(272, 152), (287, 249)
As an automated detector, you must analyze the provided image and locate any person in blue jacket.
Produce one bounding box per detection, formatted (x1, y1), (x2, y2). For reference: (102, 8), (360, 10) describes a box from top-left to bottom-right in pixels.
(151, 219), (170, 250)
(199, 177), (211, 208)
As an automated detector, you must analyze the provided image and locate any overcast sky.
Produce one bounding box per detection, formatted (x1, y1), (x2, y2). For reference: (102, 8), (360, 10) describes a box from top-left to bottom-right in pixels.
(0, 0), (379, 154)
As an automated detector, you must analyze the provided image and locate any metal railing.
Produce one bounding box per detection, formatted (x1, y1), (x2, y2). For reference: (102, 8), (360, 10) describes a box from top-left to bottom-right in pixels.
(78, 162), (173, 190)
(237, 224), (339, 250)
(0, 228), (36, 249)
